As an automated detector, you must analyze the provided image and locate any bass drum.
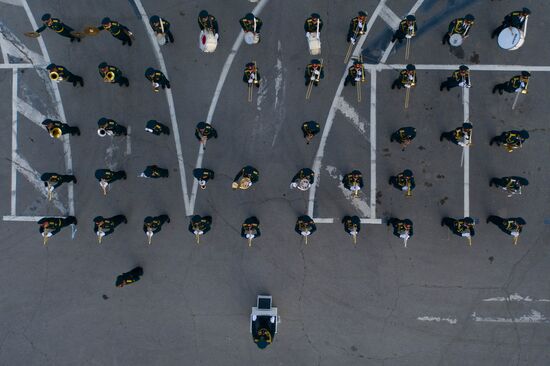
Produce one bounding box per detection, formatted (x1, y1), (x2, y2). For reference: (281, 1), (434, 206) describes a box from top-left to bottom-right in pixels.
(244, 32), (260, 44)
(497, 27), (525, 50)
(199, 30), (217, 53)
(156, 32), (166, 46)
(449, 33), (463, 47)
(308, 35), (321, 55)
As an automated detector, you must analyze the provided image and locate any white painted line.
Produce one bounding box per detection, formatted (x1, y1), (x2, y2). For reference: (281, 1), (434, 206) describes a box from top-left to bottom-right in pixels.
(360, 218), (383, 224)
(472, 311), (550, 324)
(132, 0), (191, 215)
(126, 126), (131, 155)
(13, 152), (67, 214)
(0, 37), (9, 63)
(3, 215), (64, 222)
(367, 64), (550, 72)
(21, 0), (74, 216)
(313, 218), (334, 224)
(16, 97), (47, 127)
(11, 69), (17, 215)
(463, 87), (470, 217)
(308, 0), (386, 218)
(335, 97), (367, 134)
(380, 0), (425, 65)
(409, 0), (426, 15)
(379, 4), (401, 29)
(0, 0), (23, 6)
(482, 294), (550, 302)
(189, 0), (271, 214)
(0, 63), (37, 69)
(369, 70), (377, 220)
(417, 316), (457, 325)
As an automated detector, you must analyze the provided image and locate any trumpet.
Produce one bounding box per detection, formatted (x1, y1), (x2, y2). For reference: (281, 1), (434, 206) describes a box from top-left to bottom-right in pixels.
(405, 180), (412, 197)
(104, 71), (115, 82)
(49, 71), (63, 82)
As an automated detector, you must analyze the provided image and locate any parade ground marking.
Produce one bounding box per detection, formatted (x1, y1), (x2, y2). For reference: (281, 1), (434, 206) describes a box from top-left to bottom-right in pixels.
(2, 0), (74, 221)
(189, 0), (271, 215)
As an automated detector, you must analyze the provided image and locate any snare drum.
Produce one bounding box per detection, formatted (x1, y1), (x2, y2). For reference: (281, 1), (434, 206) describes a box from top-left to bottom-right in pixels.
(199, 30), (217, 53)
(244, 32), (260, 45)
(449, 33), (463, 47)
(156, 33), (166, 46)
(497, 27), (525, 50)
(308, 35), (321, 55)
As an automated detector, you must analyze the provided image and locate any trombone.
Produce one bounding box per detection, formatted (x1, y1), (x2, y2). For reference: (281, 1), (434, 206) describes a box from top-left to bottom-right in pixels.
(405, 179), (412, 197)
(305, 59), (323, 100)
(97, 227), (105, 244)
(47, 182), (54, 201)
(42, 229), (51, 246)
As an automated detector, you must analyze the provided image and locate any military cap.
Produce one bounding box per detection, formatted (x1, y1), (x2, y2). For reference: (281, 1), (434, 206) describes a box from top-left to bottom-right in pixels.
(358, 11), (368, 17)
(521, 71), (531, 77)
(406, 64), (416, 71)
(101, 17), (111, 25)
(311, 13), (320, 19)
(519, 130), (529, 139)
(464, 14), (475, 21)
(463, 122), (473, 129)
(199, 10), (209, 18)
(459, 65), (469, 71)
(403, 169), (413, 177)
(406, 15), (416, 21)
(245, 13), (254, 21)
(41, 13), (52, 21)
(98, 62), (108, 69)
(150, 15), (160, 22)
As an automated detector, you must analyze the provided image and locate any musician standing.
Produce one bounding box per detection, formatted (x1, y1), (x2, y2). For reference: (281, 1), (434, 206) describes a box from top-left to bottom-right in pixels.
(440, 123), (473, 146)
(40, 173), (77, 189)
(491, 8), (530, 39)
(150, 16), (174, 44)
(93, 215), (127, 238)
(143, 215), (170, 234)
(486, 216), (526, 237)
(301, 121), (321, 144)
(38, 216), (77, 238)
(145, 120), (170, 135)
(389, 169), (416, 193)
(391, 15), (417, 43)
(305, 59), (324, 86)
(34, 14), (80, 42)
(188, 215), (212, 235)
(198, 10), (219, 38)
(347, 11), (368, 44)
(342, 170), (364, 192)
(42, 118), (80, 138)
(493, 71), (530, 95)
(46, 63), (83, 87)
(387, 218), (414, 239)
(442, 14), (475, 45)
(304, 13), (323, 35)
(145, 67), (170, 92)
(390, 127), (416, 150)
(241, 217), (261, 239)
(193, 168), (215, 190)
(344, 60), (365, 87)
(96, 17), (133, 46)
(239, 13), (263, 34)
(441, 217), (475, 237)
(440, 65), (470, 91)
(95, 169), (127, 185)
(98, 62), (129, 87)
(489, 130), (529, 148)
(243, 63), (261, 88)
(97, 118), (127, 136)
(391, 64), (416, 89)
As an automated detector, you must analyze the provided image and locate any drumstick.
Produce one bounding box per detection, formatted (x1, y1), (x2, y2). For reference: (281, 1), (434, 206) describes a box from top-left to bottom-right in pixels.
(160, 18), (165, 34)
(512, 91), (520, 110)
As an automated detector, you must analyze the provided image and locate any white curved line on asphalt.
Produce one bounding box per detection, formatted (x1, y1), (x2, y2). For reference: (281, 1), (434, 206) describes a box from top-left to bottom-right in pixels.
(307, 0), (387, 219)
(189, 0), (271, 214)
(132, 0), (192, 215)
(21, 0), (75, 216)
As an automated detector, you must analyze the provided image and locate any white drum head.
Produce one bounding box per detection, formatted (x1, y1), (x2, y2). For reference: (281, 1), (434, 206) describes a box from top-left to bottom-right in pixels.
(200, 30), (217, 53)
(449, 33), (463, 47)
(244, 32), (259, 44)
(308, 36), (321, 55)
(156, 33), (166, 46)
(498, 27), (524, 50)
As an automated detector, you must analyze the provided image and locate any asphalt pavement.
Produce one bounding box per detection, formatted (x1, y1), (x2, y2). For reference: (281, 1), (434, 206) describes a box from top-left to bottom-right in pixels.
(0, 0), (549, 365)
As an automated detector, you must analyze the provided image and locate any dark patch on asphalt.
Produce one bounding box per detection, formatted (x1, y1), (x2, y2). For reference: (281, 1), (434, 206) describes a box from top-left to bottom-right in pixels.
(488, 256), (494, 263)
(470, 51), (480, 64)
(439, 196), (448, 205)
(102, 294), (109, 300)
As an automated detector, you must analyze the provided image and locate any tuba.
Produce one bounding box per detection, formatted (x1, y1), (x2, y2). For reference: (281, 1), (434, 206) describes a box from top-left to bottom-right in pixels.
(50, 127), (62, 138)
(104, 71), (115, 82)
(49, 71), (62, 82)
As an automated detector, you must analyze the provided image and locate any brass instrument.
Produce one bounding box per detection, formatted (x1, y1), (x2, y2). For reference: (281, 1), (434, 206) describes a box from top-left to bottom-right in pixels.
(152, 82), (160, 92)
(49, 71), (62, 82)
(83, 26), (100, 36)
(97, 128), (107, 137)
(42, 229), (51, 245)
(104, 71), (115, 82)
(47, 183), (54, 201)
(50, 127), (62, 138)
(147, 229), (153, 245)
(97, 227), (104, 244)
(405, 179), (412, 197)
(99, 180), (108, 195)
(25, 31), (40, 38)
